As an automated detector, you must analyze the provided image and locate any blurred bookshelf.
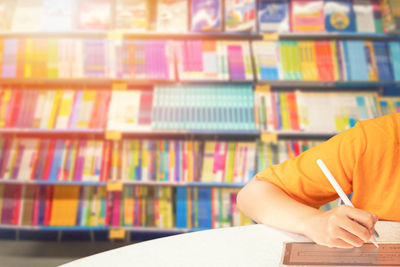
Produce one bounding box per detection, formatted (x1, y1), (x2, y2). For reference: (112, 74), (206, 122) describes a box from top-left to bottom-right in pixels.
(0, 0), (399, 242)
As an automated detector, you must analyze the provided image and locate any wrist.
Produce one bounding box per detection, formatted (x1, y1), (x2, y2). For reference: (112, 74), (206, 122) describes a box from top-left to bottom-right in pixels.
(299, 208), (324, 239)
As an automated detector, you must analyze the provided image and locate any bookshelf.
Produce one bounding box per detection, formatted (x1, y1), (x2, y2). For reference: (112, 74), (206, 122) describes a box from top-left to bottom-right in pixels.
(0, 0), (400, 242)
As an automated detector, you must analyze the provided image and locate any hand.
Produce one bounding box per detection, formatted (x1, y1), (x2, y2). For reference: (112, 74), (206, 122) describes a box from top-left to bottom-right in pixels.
(304, 205), (378, 248)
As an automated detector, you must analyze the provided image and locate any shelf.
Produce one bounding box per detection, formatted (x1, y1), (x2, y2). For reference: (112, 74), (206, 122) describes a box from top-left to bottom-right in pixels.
(0, 179), (247, 188)
(0, 180), (106, 186)
(0, 78), (397, 89)
(269, 131), (339, 139)
(0, 31), (395, 41)
(0, 129), (104, 138)
(0, 224), (189, 233)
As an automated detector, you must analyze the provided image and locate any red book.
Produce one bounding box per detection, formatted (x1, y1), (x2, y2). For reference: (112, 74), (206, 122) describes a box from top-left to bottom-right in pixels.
(43, 186), (53, 226)
(11, 185), (22, 225)
(89, 91), (101, 129)
(8, 90), (22, 128)
(42, 139), (57, 180)
(100, 141), (111, 182)
(286, 92), (300, 131)
(293, 141), (301, 156)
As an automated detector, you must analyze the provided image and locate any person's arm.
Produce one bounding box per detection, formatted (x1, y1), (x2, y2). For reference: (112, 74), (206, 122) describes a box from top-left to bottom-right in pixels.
(237, 178), (378, 248)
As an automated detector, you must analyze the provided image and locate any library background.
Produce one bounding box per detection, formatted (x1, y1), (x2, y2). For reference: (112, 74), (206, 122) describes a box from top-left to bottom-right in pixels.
(0, 0), (399, 264)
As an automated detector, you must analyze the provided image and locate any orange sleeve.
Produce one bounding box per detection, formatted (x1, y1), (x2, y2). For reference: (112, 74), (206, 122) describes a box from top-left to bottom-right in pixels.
(256, 122), (366, 209)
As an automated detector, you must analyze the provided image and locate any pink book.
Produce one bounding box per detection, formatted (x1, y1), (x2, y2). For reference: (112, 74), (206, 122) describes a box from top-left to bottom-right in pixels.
(112, 191), (121, 227)
(291, 0), (324, 32)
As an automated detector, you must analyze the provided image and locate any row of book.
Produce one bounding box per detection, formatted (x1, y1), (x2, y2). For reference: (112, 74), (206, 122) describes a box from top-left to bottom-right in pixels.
(0, 39), (175, 80)
(2, 38), (400, 82)
(1, 87), (398, 133)
(0, 185), (106, 227)
(379, 97), (400, 115)
(0, 0), (393, 34)
(0, 89), (110, 130)
(175, 187), (252, 229)
(151, 85), (255, 131)
(257, 140), (324, 172)
(253, 40), (400, 82)
(254, 90), (380, 132)
(0, 137), (326, 184)
(0, 184), (251, 229)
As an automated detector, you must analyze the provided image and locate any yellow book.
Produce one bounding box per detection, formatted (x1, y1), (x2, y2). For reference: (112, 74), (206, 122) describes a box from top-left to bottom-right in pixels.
(50, 186), (80, 226)
(24, 39), (33, 78)
(47, 39), (58, 78)
(165, 187), (173, 229)
(201, 141), (216, 183)
(187, 187), (192, 229)
(298, 41), (311, 81)
(308, 42), (319, 81)
(124, 187), (134, 226)
(279, 92), (290, 130)
(98, 187), (106, 226)
(56, 90), (74, 129)
(76, 90), (96, 129)
(0, 89), (11, 127)
(169, 141), (175, 182)
(330, 41), (340, 81)
(47, 90), (63, 129)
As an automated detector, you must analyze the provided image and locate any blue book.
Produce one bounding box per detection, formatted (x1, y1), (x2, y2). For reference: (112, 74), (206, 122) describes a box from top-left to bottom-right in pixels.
(38, 186), (47, 226)
(191, 0), (222, 32)
(258, 0), (289, 32)
(197, 187), (212, 229)
(389, 42), (400, 82)
(33, 140), (50, 180)
(49, 140), (65, 182)
(344, 41), (369, 81)
(175, 187), (188, 228)
(374, 41), (394, 82)
(324, 0), (356, 32)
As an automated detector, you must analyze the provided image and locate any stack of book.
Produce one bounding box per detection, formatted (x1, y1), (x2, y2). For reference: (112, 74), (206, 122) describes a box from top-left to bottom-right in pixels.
(108, 186), (175, 228)
(0, 138), (108, 182)
(379, 97), (400, 115)
(252, 40), (396, 82)
(257, 140), (324, 171)
(175, 40), (253, 81)
(152, 85), (256, 131)
(0, 184), (106, 227)
(109, 139), (257, 184)
(0, 89), (110, 130)
(176, 187), (253, 229)
(0, 39), (175, 80)
(107, 90), (153, 132)
(254, 90), (379, 133)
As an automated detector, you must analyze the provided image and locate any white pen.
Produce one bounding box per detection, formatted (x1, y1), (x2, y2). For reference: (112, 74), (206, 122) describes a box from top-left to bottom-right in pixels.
(316, 159), (379, 248)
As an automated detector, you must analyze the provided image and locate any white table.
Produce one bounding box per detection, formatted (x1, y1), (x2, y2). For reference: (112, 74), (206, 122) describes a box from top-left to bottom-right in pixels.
(60, 221), (400, 267)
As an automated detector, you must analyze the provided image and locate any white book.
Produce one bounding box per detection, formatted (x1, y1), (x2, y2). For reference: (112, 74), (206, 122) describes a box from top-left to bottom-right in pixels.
(41, 0), (73, 31)
(157, 0), (188, 33)
(33, 90), (46, 128)
(17, 139), (39, 181)
(353, 0), (375, 33)
(12, 0), (43, 31)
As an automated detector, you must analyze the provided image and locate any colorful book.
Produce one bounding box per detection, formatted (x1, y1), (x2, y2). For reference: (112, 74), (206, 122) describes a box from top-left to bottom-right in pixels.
(258, 0), (289, 32)
(115, 0), (148, 31)
(190, 0), (222, 32)
(79, 0), (111, 30)
(225, 0), (256, 32)
(324, 0), (356, 32)
(291, 0), (324, 32)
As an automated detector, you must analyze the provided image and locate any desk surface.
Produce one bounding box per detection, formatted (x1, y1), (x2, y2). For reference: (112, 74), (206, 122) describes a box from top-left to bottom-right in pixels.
(60, 221), (400, 267)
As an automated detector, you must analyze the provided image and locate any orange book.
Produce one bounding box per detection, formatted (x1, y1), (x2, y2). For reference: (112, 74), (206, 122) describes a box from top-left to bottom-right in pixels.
(50, 186), (80, 226)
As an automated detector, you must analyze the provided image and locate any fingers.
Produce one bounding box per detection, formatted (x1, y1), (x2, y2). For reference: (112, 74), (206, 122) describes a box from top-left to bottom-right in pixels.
(339, 217), (371, 243)
(341, 206), (378, 230)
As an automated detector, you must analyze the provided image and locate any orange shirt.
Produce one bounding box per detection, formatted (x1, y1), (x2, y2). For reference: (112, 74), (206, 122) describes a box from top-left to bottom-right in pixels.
(256, 113), (400, 221)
